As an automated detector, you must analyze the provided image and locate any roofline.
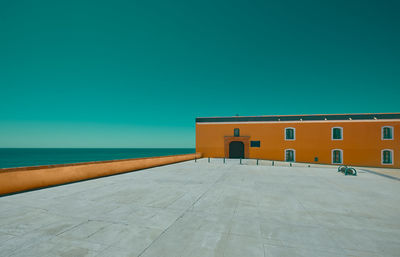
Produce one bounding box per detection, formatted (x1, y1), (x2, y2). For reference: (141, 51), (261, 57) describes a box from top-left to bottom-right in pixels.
(197, 112), (400, 119)
(196, 113), (400, 123)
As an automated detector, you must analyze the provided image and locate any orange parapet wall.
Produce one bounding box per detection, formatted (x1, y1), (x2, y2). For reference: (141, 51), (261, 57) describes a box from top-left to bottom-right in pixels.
(0, 153), (202, 196)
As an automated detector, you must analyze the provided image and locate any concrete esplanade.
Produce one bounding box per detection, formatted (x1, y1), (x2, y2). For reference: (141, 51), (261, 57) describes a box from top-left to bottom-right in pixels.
(0, 158), (399, 256)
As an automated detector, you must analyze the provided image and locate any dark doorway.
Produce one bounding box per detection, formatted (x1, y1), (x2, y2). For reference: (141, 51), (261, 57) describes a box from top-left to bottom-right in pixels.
(229, 141), (244, 159)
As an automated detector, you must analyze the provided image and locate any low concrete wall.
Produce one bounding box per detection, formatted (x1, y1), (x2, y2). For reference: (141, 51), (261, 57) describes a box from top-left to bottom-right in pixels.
(0, 153), (202, 196)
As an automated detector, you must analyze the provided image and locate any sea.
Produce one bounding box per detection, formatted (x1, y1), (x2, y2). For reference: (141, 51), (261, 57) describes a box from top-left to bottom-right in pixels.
(0, 148), (196, 169)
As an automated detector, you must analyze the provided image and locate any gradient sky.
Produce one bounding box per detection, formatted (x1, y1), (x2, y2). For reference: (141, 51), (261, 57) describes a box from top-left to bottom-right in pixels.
(1, 0), (399, 148)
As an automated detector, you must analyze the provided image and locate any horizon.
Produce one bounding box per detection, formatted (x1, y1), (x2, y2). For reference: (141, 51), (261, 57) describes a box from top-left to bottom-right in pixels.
(1, 0), (399, 148)
(0, 147), (195, 149)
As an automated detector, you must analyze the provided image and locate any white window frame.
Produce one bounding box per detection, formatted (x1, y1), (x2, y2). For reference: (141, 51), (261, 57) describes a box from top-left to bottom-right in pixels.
(331, 127), (343, 140)
(331, 149), (343, 164)
(381, 149), (393, 165)
(381, 126), (394, 140)
(284, 149), (296, 162)
(284, 127), (296, 141)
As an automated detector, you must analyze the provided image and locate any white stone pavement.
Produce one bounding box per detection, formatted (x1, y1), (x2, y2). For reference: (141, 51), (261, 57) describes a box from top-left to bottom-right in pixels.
(0, 158), (399, 257)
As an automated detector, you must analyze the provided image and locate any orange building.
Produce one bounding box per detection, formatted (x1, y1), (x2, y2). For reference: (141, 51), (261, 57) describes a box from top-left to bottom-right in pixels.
(196, 113), (400, 168)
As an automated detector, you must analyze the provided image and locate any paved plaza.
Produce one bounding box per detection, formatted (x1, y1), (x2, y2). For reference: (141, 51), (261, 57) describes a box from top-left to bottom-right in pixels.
(0, 158), (399, 257)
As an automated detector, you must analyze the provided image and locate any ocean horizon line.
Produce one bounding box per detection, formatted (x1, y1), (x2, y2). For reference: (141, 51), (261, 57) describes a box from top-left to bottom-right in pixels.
(0, 147), (195, 149)
(0, 148), (196, 169)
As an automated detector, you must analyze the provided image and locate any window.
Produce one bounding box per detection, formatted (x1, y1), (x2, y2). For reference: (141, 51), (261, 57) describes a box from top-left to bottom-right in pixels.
(250, 141), (260, 147)
(382, 149), (393, 165)
(285, 149), (295, 162)
(332, 127), (343, 140)
(234, 128), (240, 137)
(332, 149), (343, 164)
(285, 128), (295, 140)
(382, 126), (393, 140)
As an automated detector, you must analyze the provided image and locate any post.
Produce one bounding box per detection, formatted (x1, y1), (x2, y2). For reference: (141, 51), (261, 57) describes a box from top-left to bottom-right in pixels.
(290, 163), (292, 167)
(208, 157), (210, 163)
(195, 157), (197, 162)
(272, 161), (274, 166)
(223, 158), (225, 164)
(240, 158), (242, 165)
(256, 159), (259, 165)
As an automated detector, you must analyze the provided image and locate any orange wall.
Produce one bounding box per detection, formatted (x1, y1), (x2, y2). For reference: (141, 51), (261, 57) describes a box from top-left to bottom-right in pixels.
(196, 121), (399, 168)
(0, 153), (202, 196)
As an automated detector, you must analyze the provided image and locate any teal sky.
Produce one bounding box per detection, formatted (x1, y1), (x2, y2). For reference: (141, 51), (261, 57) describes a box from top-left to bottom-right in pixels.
(1, 0), (399, 148)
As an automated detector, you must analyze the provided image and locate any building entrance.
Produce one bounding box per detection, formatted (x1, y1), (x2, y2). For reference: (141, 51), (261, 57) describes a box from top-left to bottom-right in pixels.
(229, 141), (244, 159)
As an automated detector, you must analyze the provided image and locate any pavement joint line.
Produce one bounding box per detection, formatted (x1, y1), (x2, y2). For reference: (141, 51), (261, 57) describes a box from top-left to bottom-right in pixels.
(260, 222), (267, 257)
(137, 168), (229, 257)
(85, 224), (111, 240)
(55, 220), (89, 237)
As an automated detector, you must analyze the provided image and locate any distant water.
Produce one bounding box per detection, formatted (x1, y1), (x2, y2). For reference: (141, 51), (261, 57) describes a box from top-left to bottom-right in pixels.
(0, 148), (195, 169)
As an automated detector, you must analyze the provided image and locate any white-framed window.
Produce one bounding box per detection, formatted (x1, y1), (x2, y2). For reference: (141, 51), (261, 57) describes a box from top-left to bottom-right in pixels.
(331, 127), (343, 140)
(382, 149), (393, 165)
(285, 149), (295, 162)
(285, 127), (295, 140)
(382, 126), (393, 140)
(332, 149), (343, 164)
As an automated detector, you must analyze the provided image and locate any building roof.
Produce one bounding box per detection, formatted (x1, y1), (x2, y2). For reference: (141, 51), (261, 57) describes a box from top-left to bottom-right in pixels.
(196, 113), (400, 123)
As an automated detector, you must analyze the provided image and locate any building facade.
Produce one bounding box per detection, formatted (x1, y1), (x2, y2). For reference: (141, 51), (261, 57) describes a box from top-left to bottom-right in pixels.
(196, 113), (400, 168)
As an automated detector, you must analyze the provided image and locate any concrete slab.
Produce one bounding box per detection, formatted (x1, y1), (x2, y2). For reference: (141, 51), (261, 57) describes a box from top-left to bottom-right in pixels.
(0, 158), (399, 257)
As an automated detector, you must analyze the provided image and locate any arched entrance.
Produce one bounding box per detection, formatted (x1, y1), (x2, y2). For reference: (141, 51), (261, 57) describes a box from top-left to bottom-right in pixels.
(229, 141), (244, 159)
